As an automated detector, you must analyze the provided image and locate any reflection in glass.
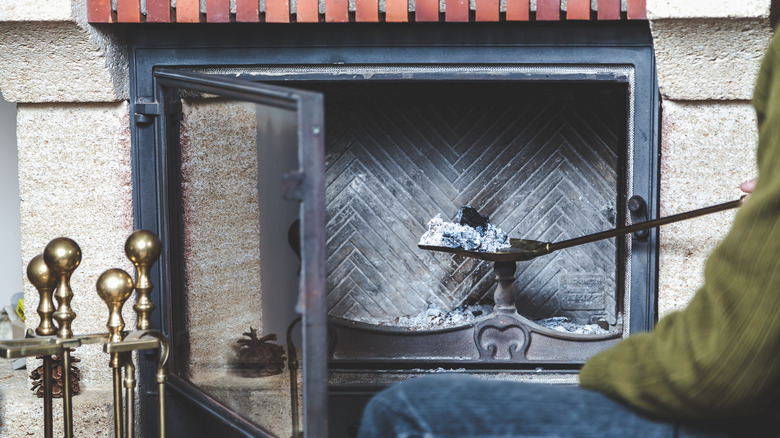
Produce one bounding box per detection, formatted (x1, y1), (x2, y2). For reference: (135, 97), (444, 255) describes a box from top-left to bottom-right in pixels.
(178, 97), (300, 437)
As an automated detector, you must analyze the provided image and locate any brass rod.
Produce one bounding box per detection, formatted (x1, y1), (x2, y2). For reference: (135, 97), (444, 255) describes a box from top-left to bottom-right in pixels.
(154, 335), (169, 438)
(112, 365), (124, 438)
(42, 356), (53, 438)
(27, 254), (57, 438)
(44, 237), (81, 438)
(96, 269), (134, 438)
(61, 350), (74, 438)
(158, 380), (166, 438)
(548, 196), (746, 253)
(124, 359), (136, 438)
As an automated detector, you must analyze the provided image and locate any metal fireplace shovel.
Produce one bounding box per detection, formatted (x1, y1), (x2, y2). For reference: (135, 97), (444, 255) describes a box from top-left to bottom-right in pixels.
(419, 196), (747, 263)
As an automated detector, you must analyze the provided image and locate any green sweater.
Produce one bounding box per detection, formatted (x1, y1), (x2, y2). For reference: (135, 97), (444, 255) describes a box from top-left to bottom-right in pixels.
(579, 30), (780, 421)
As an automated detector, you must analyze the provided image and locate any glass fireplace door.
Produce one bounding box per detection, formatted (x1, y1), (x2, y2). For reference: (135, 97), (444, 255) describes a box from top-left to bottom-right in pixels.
(153, 69), (327, 438)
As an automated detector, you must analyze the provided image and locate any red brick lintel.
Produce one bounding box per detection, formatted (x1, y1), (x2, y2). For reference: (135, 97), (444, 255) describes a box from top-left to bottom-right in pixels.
(87, 0), (647, 23)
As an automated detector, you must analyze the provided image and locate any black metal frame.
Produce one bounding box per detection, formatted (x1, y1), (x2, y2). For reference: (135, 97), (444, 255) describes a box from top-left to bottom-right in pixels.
(128, 22), (659, 437)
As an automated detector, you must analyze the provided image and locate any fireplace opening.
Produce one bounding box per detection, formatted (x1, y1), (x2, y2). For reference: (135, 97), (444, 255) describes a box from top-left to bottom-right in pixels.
(168, 76), (634, 435)
(293, 79), (632, 368)
(129, 23), (659, 437)
(315, 81), (628, 330)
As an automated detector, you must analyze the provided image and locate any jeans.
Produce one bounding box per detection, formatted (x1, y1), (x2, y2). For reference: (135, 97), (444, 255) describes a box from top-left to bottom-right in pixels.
(357, 375), (776, 438)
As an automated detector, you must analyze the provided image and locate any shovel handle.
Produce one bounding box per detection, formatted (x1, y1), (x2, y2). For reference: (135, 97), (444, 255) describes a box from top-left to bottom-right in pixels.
(549, 196), (747, 252)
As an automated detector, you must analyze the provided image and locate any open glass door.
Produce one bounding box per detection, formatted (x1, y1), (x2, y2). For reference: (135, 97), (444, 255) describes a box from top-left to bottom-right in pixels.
(151, 69), (327, 437)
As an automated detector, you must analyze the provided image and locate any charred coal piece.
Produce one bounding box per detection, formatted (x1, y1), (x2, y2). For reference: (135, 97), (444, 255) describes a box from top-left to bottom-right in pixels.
(458, 206), (490, 234)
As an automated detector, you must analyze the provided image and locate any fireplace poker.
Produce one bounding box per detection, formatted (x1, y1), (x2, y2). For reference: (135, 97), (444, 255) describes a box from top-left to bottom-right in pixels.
(126, 229), (162, 331)
(27, 254), (58, 438)
(43, 238), (82, 438)
(125, 229), (165, 437)
(420, 196), (746, 262)
(96, 269), (135, 438)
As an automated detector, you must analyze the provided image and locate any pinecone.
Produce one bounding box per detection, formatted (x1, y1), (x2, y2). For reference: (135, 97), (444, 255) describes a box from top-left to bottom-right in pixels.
(235, 327), (286, 377)
(30, 350), (81, 398)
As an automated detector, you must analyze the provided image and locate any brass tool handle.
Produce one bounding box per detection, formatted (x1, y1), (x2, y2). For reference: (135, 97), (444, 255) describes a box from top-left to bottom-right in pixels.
(96, 269), (135, 347)
(43, 237), (81, 438)
(27, 253), (58, 438)
(28, 254), (58, 337)
(125, 230), (162, 331)
(96, 268), (134, 438)
(44, 238), (81, 340)
(549, 196), (747, 253)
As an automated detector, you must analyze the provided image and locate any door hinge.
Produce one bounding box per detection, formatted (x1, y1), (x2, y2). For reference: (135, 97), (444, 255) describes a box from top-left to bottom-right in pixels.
(134, 102), (183, 124)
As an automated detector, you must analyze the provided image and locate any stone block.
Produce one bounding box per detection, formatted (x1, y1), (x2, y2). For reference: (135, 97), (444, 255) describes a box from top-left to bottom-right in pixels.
(658, 100), (758, 317)
(0, 0), (72, 22)
(650, 18), (772, 100)
(647, 0), (770, 20)
(17, 102), (135, 388)
(0, 20), (127, 103)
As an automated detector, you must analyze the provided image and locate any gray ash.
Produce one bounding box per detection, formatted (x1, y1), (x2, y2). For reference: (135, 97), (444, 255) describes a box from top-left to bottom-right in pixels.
(372, 303), (493, 329)
(535, 317), (609, 335)
(419, 206), (510, 253)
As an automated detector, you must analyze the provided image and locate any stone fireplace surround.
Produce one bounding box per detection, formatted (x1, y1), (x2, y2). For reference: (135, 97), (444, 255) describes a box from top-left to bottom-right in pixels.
(129, 22), (659, 436)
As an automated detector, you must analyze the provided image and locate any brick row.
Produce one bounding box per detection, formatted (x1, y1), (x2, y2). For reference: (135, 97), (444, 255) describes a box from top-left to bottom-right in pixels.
(86, 0), (646, 23)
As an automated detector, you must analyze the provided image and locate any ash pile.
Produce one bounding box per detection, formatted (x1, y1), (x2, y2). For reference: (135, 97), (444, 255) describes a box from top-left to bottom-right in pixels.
(419, 206), (510, 253)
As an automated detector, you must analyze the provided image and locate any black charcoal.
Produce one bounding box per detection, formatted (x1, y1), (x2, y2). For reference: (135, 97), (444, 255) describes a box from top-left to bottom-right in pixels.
(457, 206), (490, 234)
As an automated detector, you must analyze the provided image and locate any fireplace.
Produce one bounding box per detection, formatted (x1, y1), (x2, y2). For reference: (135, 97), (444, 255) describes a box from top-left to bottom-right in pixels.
(129, 22), (659, 437)
(322, 79), (629, 364)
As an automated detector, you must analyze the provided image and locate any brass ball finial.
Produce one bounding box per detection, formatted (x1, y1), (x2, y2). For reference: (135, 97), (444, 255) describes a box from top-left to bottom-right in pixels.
(125, 230), (162, 331)
(125, 230), (162, 265)
(96, 269), (135, 344)
(43, 237), (82, 339)
(43, 238), (82, 275)
(27, 254), (58, 336)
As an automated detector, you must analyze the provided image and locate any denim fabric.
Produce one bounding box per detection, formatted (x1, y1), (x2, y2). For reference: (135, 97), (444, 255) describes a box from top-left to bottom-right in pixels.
(357, 375), (776, 438)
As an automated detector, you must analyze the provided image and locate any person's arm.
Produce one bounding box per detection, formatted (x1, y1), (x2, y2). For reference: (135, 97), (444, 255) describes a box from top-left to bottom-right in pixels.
(579, 30), (780, 421)
(580, 171), (780, 420)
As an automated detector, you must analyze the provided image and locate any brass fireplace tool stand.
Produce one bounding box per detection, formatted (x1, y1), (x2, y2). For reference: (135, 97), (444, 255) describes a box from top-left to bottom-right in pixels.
(0, 230), (169, 438)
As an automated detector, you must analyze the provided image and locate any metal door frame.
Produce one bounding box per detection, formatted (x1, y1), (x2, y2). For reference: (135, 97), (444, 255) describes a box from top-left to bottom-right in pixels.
(128, 22), (659, 437)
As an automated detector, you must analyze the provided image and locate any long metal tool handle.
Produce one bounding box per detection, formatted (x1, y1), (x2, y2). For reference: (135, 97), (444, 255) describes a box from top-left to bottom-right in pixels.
(124, 358), (136, 438)
(43, 356), (53, 438)
(61, 350), (74, 437)
(112, 365), (124, 438)
(45, 237), (81, 438)
(549, 196), (746, 252)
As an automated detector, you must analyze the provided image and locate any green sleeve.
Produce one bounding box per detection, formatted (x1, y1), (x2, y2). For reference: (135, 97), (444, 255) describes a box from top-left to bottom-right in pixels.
(580, 30), (780, 421)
